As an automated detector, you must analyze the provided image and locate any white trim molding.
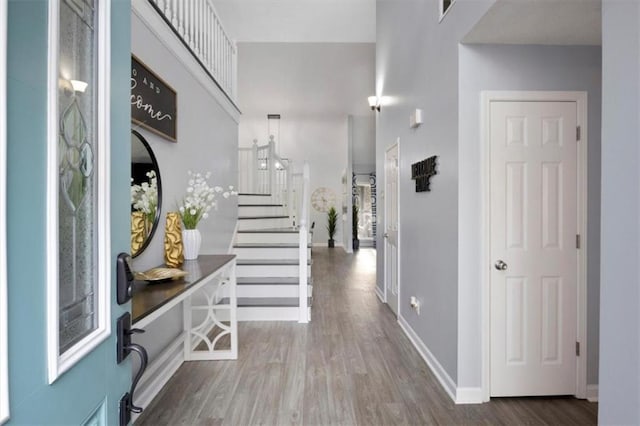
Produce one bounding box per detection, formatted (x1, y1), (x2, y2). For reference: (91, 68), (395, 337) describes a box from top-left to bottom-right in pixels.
(375, 285), (385, 304)
(46, 0), (112, 384)
(0, 0), (9, 421)
(480, 91), (589, 400)
(398, 315), (457, 402)
(456, 387), (483, 404)
(586, 384), (598, 402)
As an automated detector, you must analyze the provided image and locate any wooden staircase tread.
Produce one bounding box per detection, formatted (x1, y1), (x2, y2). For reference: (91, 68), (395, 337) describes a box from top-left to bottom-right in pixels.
(236, 277), (299, 285)
(237, 277), (313, 285)
(237, 228), (298, 233)
(234, 243), (312, 248)
(236, 259), (312, 266)
(218, 297), (313, 307)
(238, 204), (284, 207)
(238, 215), (290, 220)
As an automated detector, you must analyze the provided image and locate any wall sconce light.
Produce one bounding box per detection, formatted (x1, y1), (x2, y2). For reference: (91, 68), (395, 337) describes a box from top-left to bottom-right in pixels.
(70, 79), (88, 93)
(368, 96), (381, 111)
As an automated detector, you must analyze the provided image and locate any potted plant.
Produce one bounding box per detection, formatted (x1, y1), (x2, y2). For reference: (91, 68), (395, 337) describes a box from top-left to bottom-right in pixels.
(352, 204), (359, 250)
(327, 206), (338, 248)
(178, 171), (237, 260)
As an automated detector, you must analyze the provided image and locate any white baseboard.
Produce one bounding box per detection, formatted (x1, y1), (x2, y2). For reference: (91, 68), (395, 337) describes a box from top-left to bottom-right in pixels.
(455, 387), (483, 404)
(375, 285), (385, 303)
(398, 315), (457, 403)
(131, 334), (185, 423)
(586, 384), (598, 402)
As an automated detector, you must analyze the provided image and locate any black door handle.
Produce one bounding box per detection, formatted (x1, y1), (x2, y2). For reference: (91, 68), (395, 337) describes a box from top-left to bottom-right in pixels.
(117, 313), (148, 426)
(117, 253), (135, 305)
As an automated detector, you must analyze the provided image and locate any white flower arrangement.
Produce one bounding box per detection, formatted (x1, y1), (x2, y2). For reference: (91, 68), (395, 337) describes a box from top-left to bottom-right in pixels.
(131, 170), (158, 223)
(178, 170), (237, 230)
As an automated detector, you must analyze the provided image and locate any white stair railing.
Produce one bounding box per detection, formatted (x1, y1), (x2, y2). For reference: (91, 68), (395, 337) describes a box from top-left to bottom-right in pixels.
(238, 137), (292, 212)
(148, 0), (237, 100)
(298, 162), (310, 323)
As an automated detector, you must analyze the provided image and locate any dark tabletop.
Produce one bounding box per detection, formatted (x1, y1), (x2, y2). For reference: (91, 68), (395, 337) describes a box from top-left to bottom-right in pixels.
(132, 254), (236, 324)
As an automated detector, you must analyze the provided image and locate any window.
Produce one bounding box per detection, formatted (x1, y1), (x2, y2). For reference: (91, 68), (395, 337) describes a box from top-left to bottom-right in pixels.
(46, 0), (111, 383)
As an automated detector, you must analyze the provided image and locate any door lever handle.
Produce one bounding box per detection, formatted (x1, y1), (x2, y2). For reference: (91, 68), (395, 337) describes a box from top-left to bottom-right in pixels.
(117, 313), (149, 426)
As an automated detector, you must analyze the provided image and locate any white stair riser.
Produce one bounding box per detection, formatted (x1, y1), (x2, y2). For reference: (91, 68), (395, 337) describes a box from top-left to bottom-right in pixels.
(238, 195), (276, 205)
(237, 285), (297, 298)
(238, 307), (300, 321)
(238, 217), (293, 230)
(225, 284), (312, 298)
(236, 264), (311, 278)
(239, 205), (285, 216)
(233, 247), (310, 260)
(236, 232), (299, 244)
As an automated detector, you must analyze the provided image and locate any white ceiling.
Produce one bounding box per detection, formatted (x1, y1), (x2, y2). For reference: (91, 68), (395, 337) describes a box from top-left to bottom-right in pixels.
(463, 0), (602, 46)
(212, 0), (376, 42)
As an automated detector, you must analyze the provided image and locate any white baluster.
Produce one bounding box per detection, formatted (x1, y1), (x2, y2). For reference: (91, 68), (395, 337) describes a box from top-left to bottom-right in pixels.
(198, 0), (203, 56)
(188, 0), (194, 47)
(171, 0), (178, 27)
(177, 0), (184, 36)
(206, 2), (211, 69)
(232, 44), (237, 99)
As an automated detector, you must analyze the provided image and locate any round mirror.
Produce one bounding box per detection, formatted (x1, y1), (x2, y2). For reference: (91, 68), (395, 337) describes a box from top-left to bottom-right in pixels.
(130, 130), (162, 257)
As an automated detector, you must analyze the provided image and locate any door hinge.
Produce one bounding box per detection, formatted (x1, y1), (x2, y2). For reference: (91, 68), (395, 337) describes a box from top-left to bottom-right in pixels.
(576, 234), (581, 249)
(576, 126), (581, 141)
(576, 341), (581, 357)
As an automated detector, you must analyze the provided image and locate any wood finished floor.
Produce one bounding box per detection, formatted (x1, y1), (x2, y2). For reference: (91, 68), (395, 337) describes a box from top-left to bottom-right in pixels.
(136, 248), (598, 425)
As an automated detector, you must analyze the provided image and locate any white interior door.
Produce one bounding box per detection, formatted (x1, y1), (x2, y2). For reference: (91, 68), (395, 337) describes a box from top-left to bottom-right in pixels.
(385, 142), (399, 316)
(490, 101), (578, 396)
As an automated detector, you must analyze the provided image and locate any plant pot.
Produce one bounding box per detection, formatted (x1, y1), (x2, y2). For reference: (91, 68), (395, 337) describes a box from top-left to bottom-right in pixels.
(353, 239), (360, 250)
(182, 229), (202, 260)
(328, 239), (335, 248)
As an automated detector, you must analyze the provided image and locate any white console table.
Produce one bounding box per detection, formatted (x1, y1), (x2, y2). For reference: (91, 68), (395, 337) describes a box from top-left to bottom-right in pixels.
(132, 255), (237, 360)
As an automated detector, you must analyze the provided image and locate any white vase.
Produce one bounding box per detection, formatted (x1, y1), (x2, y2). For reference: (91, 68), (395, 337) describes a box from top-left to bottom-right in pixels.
(182, 229), (202, 260)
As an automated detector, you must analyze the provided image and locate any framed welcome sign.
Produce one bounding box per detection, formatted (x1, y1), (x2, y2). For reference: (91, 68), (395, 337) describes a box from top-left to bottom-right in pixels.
(131, 55), (178, 142)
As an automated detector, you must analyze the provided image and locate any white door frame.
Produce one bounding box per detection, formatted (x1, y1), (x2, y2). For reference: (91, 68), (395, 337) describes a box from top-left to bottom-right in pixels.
(481, 91), (588, 401)
(383, 139), (401, 313)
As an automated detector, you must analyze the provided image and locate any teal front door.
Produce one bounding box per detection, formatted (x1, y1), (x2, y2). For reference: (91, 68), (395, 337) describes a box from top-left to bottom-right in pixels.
(5, 0), (132, 424)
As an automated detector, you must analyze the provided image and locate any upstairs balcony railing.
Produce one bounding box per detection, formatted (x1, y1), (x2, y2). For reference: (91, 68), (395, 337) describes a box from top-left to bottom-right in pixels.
(148, 0), (237, 101)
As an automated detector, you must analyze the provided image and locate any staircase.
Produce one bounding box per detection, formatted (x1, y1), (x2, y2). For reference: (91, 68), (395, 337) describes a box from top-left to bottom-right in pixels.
(235, 142), (312, 322)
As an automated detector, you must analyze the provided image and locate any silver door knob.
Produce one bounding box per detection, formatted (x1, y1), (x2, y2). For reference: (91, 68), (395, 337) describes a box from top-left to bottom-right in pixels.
(384, 233), (389, 238)
(494, 260), (508, 271)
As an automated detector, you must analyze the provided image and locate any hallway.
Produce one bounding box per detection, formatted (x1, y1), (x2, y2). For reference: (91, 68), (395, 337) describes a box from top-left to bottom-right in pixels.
(136, 248), (597, 425)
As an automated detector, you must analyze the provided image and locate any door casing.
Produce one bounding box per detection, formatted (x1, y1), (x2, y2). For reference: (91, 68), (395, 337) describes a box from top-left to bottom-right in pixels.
(481, 91), (588, 401)
(384, 139), (401, 315)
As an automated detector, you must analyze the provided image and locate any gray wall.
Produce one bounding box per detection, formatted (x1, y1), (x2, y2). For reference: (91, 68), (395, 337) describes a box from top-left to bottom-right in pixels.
(352, 115), (376, 174)
(599, 2), (640, 424)
(458, 44), (602, 387)
(130, 12), (239, 362)
(376, 0), (494, 383)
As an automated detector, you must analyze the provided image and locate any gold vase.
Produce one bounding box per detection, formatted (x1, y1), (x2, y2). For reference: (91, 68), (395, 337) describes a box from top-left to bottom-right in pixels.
(164, 212), (184, 268)
(131, 211), (146, 257)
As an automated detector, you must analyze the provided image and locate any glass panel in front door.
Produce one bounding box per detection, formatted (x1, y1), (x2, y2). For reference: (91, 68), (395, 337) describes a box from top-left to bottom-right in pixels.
(58, 0), (98, 354)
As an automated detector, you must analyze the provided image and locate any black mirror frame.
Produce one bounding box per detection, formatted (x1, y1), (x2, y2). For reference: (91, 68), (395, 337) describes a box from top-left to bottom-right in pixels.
(131, 129), (162, 258)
